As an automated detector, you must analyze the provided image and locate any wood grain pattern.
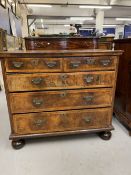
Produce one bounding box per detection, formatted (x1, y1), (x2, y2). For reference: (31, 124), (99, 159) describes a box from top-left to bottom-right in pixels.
(9, 88), (113, 114)
(64, 56), (117, 72)
(0, 49), (122, 143)
(10, 126), (114, 139)
(6, 71), (115, 92)
(12, 108), (112, 135)
(5, 58), (63, 73)
(24, 37), (114, 51)
(25, 37), (96, 50)
(0, 50), (123, 59)
(98, 42), (112, 50)
(5, 56), (117, 73)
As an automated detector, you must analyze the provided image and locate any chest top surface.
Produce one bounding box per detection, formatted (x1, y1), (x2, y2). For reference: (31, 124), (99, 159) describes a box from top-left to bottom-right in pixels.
(0, 49), (123, 59)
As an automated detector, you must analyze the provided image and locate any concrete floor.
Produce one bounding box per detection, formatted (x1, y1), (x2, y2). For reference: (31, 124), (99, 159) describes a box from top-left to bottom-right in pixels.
(0, 88), (131, 175)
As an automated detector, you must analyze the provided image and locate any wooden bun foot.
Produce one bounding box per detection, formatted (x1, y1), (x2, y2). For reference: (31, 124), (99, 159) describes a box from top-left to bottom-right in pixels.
(12, 139), (25, 149)
(113, 112), (116, 117)
(99, 131), (112, 140)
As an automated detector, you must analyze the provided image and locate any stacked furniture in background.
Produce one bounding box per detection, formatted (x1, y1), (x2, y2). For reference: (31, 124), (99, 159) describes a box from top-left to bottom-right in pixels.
(24, 36), (114, 50)
(0, 28), (7, 51)
(0, 28), (24, 91)
(114, 38), (131, 135)
(98, 36), (114, 50)
(6, 34), (25, 51)
(0, 28), (7, 91)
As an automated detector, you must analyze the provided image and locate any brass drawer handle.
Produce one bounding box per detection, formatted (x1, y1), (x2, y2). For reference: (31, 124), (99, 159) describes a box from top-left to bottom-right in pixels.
(100, 59), (112, 66)
(46, 61), (57, 68)
(83, 116), (92, 123)
(70, 61), (81, 68)
(83, 95), (93, 103)
(32, 98), (44, 107)
(32, 77), (43, 85)
(33, 119), (46, 127)
(86, 58), (95, 65)
(84, 75), (94, 83)
(12, 61), (24, 68)
(84, 75), (100, 83)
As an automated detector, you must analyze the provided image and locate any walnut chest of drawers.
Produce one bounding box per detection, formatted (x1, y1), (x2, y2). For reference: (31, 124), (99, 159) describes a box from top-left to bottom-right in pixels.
(0, 49), (122, 149)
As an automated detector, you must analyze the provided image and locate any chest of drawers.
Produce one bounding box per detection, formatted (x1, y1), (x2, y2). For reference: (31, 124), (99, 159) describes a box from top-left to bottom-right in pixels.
(0, 49), (122, 149)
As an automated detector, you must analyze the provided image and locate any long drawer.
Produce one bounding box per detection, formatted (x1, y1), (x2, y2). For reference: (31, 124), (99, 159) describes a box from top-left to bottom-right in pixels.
(5, 58), (63, 73)
(9, 88), (113, 114)
(5, 56), (117, 73)
(6, 71), (115, 92)
(12, 108), (112, 135)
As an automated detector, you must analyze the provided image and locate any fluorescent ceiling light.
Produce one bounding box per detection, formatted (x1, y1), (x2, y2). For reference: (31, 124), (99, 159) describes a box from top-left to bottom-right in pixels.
(64, 25), (70, 27)
(70, 17), (94, 20)
(27, 4), (52, 8)
(79, 5), (112, 9)
(116, 18), (131, 21)
(79, 28), (93, 31)
(103, 24), (116, 27)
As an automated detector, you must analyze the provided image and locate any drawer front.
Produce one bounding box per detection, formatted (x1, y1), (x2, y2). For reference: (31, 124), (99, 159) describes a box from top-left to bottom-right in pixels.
(25, 38), (95, 50)
(64, 56), (117, 72)
(9, 89), (113, 113)
(6, 71), (115, 92)
(5, 58), (63, 72)
(12, 108), (112, 135)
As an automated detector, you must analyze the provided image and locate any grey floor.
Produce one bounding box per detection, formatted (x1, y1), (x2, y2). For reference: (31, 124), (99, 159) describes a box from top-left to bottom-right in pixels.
(0, 87), (131, 175)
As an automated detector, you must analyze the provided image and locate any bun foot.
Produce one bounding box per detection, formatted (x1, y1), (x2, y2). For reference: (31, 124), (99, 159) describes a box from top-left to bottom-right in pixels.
(12, 139), (25, 149)
(113, 112), (116, 117)
(99, 131), (112, 140)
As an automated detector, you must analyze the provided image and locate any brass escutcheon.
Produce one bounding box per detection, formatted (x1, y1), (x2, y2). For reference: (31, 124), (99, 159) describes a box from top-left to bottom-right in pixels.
(32, 98), (44, 107)
(83, 116), (92, 123)
(46, 61), (57, 68)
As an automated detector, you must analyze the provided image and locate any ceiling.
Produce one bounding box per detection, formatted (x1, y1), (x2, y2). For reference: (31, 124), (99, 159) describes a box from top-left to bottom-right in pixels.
(19, 0), (131, 27)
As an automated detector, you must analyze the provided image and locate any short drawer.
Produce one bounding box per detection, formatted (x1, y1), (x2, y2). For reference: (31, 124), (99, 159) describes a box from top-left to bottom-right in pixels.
(12, 108), (112, 135)
(64, 56), (117, 72)
(6, 71), (115, 92)
(9, 88), (113, 114)
(5, 58), (63, 72)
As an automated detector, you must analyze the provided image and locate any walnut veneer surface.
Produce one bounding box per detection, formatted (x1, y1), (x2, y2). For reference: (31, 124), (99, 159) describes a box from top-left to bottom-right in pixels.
(0, 49), (122, 148)
(24, 37), (113, 50)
